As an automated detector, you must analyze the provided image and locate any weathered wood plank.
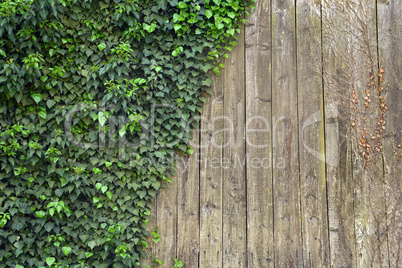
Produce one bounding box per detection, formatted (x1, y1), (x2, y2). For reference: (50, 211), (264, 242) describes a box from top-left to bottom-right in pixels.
(378, 0), (402, 267)
(321, 1), (356, 266)
(340, 0), (390, 266)
(245, 0), (274, 267)
(176, 130), (200, 267)
(296, 0), (330, 267)
(155, 174), (177, 267)
(141, 199), (157, 267)
(271, 0), (303, 266)
(199, 72), (224, 268)
(222, 25), (247, 267)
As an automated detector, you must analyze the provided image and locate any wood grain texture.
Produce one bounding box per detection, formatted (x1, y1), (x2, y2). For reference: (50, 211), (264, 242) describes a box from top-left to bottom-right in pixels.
(245, 0), (274, 267)
(296, 0), (330, 267)
(321, 1), (356, 266)
(199, 71), (224, 268)
(344, 0), (390, 266)
(222, 25), (247, 267)
(141, 198), (157, 267)
(155, 174), (177, 267)
(378, 0), (402, 267)
(144, 3), (402, 267)
(176, 130), (200, 267)
(271, 0), (303, 266)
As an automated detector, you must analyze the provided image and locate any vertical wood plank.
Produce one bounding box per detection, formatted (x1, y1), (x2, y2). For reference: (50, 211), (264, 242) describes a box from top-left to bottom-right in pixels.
(245, 0), (274, 267)
(321, 1), (356, 266)
(176, 130), (200, 267)
(272, 0), (303, 266)
(296, 0), (330, 267)
(156, 175), (177, 267)
(222, 25), (247, 267)
(342, 0), (390, 266)
(378, 0), (402, 267)
(199, 74), (224, 268)
(142, 199), (157, 267)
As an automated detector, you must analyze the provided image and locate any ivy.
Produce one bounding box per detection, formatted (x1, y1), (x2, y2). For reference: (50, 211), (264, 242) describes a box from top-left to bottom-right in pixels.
(0, 0), (255, 267)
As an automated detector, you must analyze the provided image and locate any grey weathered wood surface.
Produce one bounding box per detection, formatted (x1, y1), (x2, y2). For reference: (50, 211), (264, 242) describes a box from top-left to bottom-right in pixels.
(144, 0), (401, 267)
(199, 72), (224, 268)
(245, 0), (274, 267)
(222, 23), (247, 268)
(322, 0), (357, 267)
(271, 0), (303, 267)
(296, 0), (329, 267)
(378, 0), (401, 267)
(177, 129), (200, 268)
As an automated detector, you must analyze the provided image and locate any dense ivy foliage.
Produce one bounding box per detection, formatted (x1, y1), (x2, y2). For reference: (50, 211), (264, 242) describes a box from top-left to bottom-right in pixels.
(0, 0), (255, 267)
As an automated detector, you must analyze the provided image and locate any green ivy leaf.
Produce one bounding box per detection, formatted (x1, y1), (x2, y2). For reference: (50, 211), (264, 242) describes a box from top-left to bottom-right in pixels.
(95, 183), (102, 191)
(38, 110), (47, 119)
(105, 162), (112, 168)
(205, 9), (213, 19)
(62, 246), (72, 256)
(156, 0), (167, 10)
(35, 211), (46, 218)
(178, 2), (187, 9)
(45, 257), (55, 266)
(98, 43), (106, 51)
(31, 93), (43, 104)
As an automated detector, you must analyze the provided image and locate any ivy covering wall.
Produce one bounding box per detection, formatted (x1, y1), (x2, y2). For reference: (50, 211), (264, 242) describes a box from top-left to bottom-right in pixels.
(0, 0), (255, 267)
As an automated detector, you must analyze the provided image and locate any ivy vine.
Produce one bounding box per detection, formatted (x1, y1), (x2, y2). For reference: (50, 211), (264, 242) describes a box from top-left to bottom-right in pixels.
(0, 0), (255, 267)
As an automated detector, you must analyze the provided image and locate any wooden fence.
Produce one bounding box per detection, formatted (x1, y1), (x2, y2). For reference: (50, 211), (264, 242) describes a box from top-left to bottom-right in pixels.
(143, 0), (401, 267)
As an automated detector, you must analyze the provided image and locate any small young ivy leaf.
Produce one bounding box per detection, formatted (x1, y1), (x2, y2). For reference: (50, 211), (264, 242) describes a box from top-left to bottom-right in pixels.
(187, 148), (194, 155)
(62, 246), (72, 256)
(101, 185), (108, 193)
(45, 257), (55, 267)
(178, 2), (187, 9)
(105, 162), (112, 168)
(38, 110), (47, 119)
(95, 183), (102, 191)
(98, 112), (107, 126)
(35, 211), (46, 218)
(119, 126), (126, 137)
(205, 9), (213, 19)
(88, 240), (96, 250)
(31, 93), (43, 104)
(85, 252), (94, 258)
